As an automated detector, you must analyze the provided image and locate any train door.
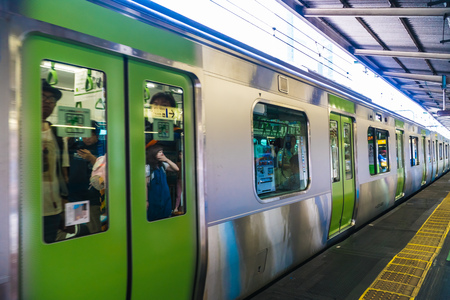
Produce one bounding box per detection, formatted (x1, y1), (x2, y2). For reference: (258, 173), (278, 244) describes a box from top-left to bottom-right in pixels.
(127, 59), (197, 300)
(329, 113), (355, 237)
(395, 130), (405, 200)
(421, 136), (427, 185)
(20, 35), (198, 300)
(21, 35), (127, 299)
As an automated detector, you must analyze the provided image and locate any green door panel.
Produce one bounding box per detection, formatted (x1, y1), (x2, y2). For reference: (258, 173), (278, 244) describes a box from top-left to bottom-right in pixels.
(21, 35), (127, 299)
(127, 59), (197, 300)
(329, 113), (355, 238)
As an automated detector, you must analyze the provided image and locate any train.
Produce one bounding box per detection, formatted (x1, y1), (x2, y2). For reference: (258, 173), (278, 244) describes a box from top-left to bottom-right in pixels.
(1, 1), (449, 299)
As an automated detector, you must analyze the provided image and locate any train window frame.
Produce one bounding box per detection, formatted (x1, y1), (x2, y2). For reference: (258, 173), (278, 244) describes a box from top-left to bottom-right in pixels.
(252, 101), (310, 201)
(409, 136), (419, 166)
(368, 127), (390, 175)
(40, 60), (109, 243)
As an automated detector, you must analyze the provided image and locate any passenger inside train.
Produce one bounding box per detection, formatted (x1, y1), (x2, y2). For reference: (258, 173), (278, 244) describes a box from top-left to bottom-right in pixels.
(253, 102), (309, 199)
(277, 154), (301, 190)
(66, 121), (104, 235)
(144, 83), (185, 220)
(41, 79), (68, 243)
(41, 60), (109, 243)
(145, 143), (179, 221)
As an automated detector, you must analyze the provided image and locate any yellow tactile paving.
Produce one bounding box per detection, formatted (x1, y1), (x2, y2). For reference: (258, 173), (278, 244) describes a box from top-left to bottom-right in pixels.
(359, 193), (450, 300)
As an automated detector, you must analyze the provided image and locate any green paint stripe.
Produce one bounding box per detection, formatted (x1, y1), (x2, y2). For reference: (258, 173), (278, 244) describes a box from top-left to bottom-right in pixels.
(329, 94), (355, 114)
(395, 119), (404, 128)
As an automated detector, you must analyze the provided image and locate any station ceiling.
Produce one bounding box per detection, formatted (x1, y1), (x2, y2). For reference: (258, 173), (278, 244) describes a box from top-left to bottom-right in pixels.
(279, 0), (450, 129)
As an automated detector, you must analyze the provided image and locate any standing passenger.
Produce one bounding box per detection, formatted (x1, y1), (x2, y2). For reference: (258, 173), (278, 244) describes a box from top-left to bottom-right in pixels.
(67, 121), (103, 234)
(173, 150), (183, 215)
(146, 144), (179, 221)
(41, 79), (68, 243)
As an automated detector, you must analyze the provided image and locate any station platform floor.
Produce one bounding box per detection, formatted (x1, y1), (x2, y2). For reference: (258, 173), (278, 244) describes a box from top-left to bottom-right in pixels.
(247, 172), (450, 300)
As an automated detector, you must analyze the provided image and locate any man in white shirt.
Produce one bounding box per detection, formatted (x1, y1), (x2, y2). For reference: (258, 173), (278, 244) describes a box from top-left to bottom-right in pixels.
(41, 79), (67, 243)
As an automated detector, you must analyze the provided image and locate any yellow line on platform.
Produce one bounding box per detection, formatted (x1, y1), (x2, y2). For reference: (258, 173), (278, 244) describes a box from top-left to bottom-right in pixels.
(359, 193), (450, 300)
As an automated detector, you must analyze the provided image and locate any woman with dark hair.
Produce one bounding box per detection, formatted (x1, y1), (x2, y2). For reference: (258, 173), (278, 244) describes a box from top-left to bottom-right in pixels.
(146, 144), (179, 221)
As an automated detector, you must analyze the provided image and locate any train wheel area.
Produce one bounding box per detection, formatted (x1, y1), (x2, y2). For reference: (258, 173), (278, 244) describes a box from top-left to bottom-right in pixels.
(247, 172), (450, 300)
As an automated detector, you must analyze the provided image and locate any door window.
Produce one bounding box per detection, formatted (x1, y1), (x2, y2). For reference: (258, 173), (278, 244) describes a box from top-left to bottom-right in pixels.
(396, 130), (404, 170)
(343, 122), (353, 180)
(41, 60), (108, 243)
(428, 140), (431, 162)
(330, 120), (340, 182)
(144, 82), (184, 221)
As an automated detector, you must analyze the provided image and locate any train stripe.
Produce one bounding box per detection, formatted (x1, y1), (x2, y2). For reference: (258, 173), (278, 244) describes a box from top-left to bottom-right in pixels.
(359, 193), (450, 300)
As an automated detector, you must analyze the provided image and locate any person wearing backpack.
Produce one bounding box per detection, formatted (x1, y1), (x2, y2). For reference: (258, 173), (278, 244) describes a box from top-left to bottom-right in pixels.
(146, 144), (179, 221)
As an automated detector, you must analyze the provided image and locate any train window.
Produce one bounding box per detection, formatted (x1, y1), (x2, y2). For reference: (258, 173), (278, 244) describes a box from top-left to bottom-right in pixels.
(410, 136), (419, 166)
(253, 103), (309, 199)
(368, 127), (390, 175)
(330, 120), (340, 182)
(439, 143), (443, 160)
(41, 60), (108, 243)
(144, 82), (184, 221)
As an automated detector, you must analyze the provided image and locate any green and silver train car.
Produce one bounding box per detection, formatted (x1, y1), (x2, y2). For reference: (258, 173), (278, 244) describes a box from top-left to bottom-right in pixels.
(1, 1), (449, 299)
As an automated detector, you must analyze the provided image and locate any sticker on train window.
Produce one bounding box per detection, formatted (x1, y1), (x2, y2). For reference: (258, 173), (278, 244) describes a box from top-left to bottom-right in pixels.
(252, 102), (309, 199)
(65, 201), (90, 226)
(41, 60), (108, 243)
(144, 82), (185, 221)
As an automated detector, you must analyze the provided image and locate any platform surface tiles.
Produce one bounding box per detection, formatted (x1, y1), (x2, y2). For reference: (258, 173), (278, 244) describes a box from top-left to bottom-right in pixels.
(248, 172), (450, 300)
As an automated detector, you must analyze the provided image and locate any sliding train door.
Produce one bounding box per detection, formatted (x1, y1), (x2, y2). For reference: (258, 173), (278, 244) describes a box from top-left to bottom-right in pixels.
(21, 35), (127, 299)
(127, 59), (198, 299)
(20, 35), (198, 300)
(329, 113), (356, 237)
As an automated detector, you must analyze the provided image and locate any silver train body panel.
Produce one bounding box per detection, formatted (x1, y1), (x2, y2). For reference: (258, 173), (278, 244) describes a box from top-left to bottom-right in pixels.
(205, 194), (331, 299)
(199, 45), (448, 299)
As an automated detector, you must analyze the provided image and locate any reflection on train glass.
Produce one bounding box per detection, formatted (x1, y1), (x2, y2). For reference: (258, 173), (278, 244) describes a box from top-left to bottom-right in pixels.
(41, 60), (108, 243)
(253, 102), (309, 199)
(144, 81), (185, 220)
